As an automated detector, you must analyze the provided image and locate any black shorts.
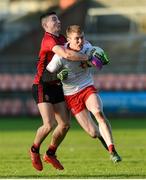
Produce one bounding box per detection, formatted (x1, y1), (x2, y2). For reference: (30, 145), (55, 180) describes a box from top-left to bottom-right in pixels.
(32, 83), (64, 104)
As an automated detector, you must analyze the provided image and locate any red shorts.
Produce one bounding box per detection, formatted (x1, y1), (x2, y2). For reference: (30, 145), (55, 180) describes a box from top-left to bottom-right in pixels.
(64, 85), (97, 115)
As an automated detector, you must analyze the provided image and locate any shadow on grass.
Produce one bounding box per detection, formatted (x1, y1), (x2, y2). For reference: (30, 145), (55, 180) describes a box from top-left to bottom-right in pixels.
(1, 174), (146, 179)
(0, 117), (146, 131)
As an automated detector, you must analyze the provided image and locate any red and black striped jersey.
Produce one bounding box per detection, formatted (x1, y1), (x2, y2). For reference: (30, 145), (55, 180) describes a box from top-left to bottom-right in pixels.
(33, 32), (66, 84)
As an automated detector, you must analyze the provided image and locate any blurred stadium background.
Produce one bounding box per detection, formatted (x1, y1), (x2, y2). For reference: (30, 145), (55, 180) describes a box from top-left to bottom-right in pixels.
(0, 0), (146, 117)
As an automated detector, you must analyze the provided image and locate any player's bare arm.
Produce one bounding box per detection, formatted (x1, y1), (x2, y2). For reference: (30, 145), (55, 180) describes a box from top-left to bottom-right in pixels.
(52, 45), (89, 61)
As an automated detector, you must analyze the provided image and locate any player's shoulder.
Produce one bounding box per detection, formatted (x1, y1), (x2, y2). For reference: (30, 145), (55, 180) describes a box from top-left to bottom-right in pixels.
(59, 34), (66, 40)
(80, 41), (92, 53)
(59, 34), (67, 45)
(43, 32), (54, 40)
(84, 40), (92, 47)
(84, 41), (103, 50)
(42, 32), (54, 46)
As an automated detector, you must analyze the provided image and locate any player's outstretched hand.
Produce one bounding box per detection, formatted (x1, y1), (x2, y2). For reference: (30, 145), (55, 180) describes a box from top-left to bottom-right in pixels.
(57, 68), (69, 81)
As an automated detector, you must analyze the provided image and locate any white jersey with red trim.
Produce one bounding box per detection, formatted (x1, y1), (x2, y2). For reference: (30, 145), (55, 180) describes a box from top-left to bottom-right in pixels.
(46, 42), (94, 95)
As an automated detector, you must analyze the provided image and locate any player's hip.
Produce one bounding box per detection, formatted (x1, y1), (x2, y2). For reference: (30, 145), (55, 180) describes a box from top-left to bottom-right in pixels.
(32, 83), (64, 104)
(63, 81), (94, 96)
(64, 85), (97, 115)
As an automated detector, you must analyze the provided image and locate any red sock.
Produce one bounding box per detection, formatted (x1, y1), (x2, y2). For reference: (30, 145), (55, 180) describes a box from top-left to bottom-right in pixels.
(31, 143), (40, 153)
(33, 143), (40, 149)
(47, 145), (57, 156)
(108, 144), (116, 153)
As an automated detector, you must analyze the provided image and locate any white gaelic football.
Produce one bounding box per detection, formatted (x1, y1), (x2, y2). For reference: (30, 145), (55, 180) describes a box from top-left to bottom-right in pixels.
(85, 46), (104, 57)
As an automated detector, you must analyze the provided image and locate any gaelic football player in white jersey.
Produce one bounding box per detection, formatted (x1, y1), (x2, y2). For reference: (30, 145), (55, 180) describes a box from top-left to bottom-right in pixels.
(46, 25), (121, 163)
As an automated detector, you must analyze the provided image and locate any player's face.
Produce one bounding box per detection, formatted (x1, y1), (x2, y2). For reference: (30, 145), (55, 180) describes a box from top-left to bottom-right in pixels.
(43, 14), (61, 33)
(68, 32), (85, 51)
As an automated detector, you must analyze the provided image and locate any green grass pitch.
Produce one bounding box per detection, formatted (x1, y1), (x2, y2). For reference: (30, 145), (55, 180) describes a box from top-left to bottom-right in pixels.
(0, 117), (146, 178)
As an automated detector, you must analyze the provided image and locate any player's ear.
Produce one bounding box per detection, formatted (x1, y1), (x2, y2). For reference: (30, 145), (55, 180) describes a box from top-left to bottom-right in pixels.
(41, 21), (46, 31)
(43, 22), (48, 30)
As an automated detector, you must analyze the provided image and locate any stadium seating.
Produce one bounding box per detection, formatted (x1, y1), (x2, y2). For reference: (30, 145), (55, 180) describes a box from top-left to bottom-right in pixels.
(25, 99), (39, 116)
(0, 99), (23, 116)
(93, 74), (146, 91)
(0, 74), (33, 91)
(0, 73), (145, 116)
(0, 73), (146, 92)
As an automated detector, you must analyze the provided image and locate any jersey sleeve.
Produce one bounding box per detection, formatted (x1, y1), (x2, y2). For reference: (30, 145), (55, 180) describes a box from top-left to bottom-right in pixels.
(45, 37), (57, 51)
(80, 41), (92, 54)
(46, 54), (62, 73)
(44, 34), (66, 51)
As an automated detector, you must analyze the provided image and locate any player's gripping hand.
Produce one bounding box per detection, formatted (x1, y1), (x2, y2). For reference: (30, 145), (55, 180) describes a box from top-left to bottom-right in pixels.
(97, 51), (109, 65)
(85, 46), (109, 65)
(57, 68), (69, 81)
(87, 56), (103, 70)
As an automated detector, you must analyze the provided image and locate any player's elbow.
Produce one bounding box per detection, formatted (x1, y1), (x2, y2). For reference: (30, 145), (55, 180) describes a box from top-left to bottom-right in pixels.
(62, 48), (74, 59)
(63, 52), (71, 59)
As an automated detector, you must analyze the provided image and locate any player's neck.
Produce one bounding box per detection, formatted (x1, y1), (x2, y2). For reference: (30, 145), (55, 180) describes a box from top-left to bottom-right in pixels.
(52, 32), (59, 37)
(46, 30), (59, 37)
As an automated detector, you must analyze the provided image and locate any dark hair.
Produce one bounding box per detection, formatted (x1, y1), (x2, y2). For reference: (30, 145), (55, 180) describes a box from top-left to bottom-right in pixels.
(40, 11), (56, 22)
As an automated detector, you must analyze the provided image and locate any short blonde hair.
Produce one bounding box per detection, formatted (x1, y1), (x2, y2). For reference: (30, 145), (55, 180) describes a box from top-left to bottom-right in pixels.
(66, 25), (83, 37)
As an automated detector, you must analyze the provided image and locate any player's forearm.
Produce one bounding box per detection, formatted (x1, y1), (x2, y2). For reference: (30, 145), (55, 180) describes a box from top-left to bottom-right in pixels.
(63, 48), (88, 61)
(46, 61), (58, 73)
(53, 45), (89, 61)
(46, 54), (62, 73)
(46, 64), (55, 73)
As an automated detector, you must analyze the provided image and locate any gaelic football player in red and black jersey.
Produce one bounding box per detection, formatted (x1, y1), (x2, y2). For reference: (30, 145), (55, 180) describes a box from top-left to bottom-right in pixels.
(30, 12), (89, 171)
